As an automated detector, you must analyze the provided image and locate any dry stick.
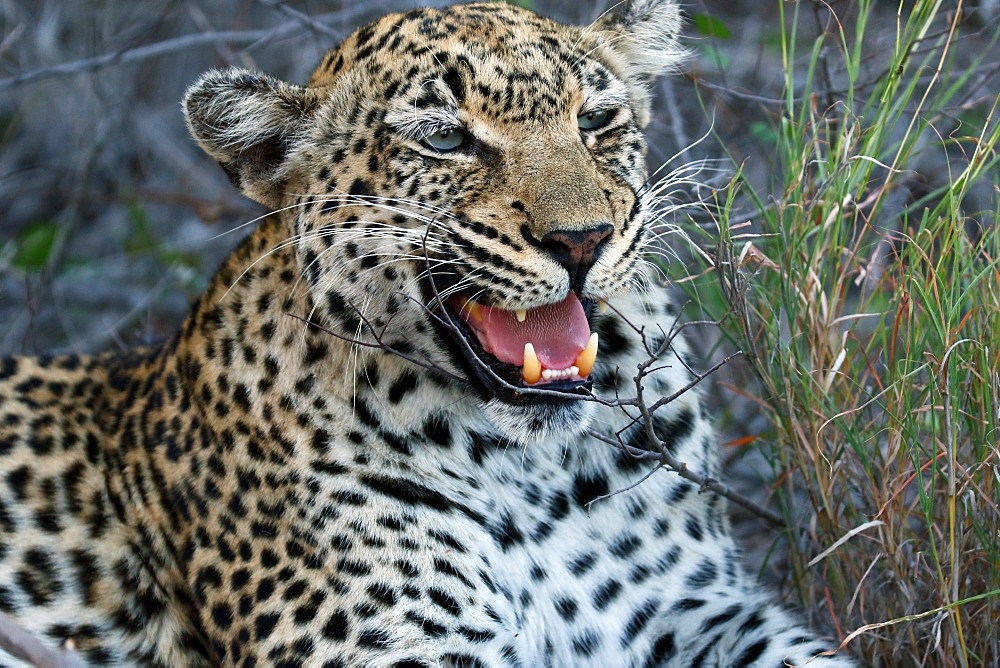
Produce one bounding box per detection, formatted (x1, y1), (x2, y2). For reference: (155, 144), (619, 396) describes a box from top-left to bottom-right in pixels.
(254, 0), (341, 40)
(0, 612), (86, 668)
(659, 78), (691, 158)
(585, 429), (661, 461)
(581, 301), (782, 523)
(0, 31), (272, 89)
(0, 9), (356, 91)
(636, 342), (782, 525)
(605, 349), (740, 437)
(689, 46), (998, 112)
(583, 356), (782, 524)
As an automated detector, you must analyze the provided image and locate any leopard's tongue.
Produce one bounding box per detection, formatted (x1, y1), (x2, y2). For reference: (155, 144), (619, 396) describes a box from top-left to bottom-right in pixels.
(450, 293), (591, 370)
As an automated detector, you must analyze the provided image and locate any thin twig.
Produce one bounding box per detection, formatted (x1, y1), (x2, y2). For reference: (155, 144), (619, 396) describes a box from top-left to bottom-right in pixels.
(645, 352), (742, 414)
(584, 462), (665, 513)
(586, 428), (661, 460)
(286, 213), (770, 523)
(611, 350), (742, 437)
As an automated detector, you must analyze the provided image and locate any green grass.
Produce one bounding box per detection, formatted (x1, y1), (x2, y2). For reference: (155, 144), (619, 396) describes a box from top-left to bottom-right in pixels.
(678, 1), (1000, 664)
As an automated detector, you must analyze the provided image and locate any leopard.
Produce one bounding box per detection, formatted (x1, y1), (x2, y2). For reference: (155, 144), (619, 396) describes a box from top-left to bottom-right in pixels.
(0, 2), (855, 666)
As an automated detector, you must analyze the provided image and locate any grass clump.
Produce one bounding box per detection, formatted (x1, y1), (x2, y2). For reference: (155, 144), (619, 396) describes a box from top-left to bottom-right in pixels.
(680, 1), (1000, 664)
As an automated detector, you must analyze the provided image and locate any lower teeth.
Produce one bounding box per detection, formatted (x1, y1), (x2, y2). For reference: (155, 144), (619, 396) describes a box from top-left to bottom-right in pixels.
(540, 366), (580, 381)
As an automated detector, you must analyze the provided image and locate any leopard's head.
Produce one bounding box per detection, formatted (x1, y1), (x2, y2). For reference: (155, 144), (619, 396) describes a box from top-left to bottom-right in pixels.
(184, 1), (684, 444)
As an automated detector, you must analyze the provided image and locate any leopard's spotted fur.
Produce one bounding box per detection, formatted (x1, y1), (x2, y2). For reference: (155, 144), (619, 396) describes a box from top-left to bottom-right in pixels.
(0, 2), (853, 665)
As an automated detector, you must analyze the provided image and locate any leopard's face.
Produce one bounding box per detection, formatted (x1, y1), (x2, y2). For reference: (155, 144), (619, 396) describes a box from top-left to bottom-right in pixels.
(184, 2), (685, 444)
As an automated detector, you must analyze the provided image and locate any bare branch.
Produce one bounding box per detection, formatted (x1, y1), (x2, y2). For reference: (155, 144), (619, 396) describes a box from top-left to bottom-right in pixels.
(0, 611), (87, 668)
(578, 302), (779, 523)
(254, 0), (341, 40)
(287, 217), (771, 524)
(630, 339), (781, 524)
(0, 9), (356, 91)
(1, 31), (271, 90)
(659, 449), (783, 525)
(610, 349), (742, 438)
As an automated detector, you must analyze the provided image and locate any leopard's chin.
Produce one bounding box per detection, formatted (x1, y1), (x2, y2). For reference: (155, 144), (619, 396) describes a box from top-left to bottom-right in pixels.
(482, 397), (596, 446)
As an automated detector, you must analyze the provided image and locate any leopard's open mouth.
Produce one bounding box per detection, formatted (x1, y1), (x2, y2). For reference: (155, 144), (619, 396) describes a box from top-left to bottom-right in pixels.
(425, 276), (598, 404)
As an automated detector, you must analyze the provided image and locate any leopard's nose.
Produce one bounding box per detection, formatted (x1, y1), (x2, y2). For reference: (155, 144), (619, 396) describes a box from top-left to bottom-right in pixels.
(540, 224), (614, 292)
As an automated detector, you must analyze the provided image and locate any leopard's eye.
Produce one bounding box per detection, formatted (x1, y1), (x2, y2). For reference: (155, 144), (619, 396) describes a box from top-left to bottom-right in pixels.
(577, 109), (612, 131)
(421, 127), (465, 151)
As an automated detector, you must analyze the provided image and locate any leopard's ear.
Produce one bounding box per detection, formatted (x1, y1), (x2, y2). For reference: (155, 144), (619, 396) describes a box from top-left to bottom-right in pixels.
(595, 0), (686, 127)
(184, 68), (320, 209)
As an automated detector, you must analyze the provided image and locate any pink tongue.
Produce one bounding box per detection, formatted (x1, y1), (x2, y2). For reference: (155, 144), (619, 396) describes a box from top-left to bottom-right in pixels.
(454, 294), (591, 369)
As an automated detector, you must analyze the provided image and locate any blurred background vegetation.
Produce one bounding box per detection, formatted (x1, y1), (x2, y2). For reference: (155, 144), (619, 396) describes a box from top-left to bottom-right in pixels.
(2, 1), (998, 665)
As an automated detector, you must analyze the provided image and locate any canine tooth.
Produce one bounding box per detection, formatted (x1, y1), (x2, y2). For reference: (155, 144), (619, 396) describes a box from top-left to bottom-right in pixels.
(575, 332), (598, 377)
(598, 299), (608, 313)
(515, 309), (527, 323)
(522, 343), (541, 384)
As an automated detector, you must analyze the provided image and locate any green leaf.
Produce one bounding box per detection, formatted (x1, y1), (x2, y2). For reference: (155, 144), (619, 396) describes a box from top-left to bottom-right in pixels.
(12, 221), (58, 271)
(697, 44), (731, 70)
(124, 201), (157, 254)
(690, 13), (732, 40)
(749, 120), (779, 144)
